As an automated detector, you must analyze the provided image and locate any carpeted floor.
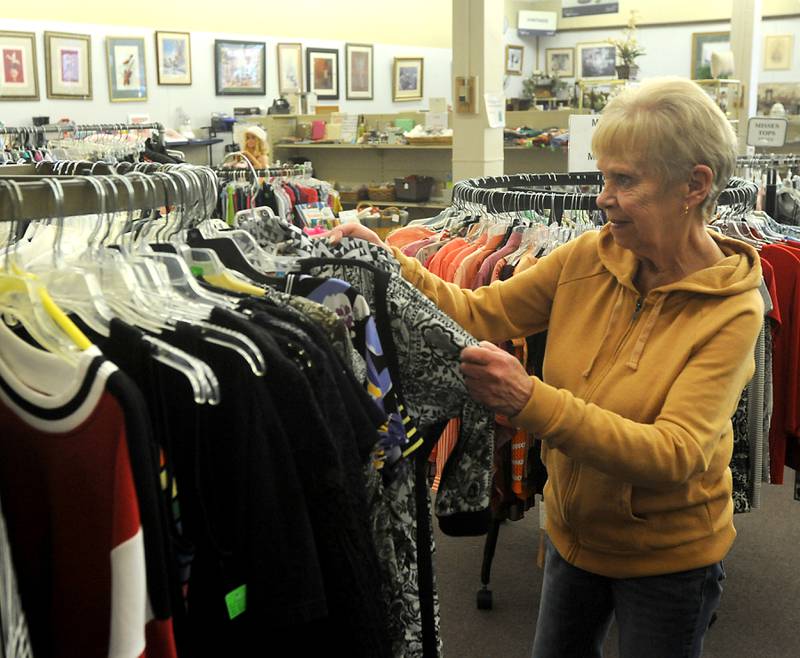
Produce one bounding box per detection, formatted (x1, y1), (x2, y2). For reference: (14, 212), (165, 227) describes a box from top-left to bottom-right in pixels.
(434, 469), (800, 658)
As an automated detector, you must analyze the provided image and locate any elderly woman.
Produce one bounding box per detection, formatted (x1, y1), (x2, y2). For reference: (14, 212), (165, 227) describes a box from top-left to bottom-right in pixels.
(327, 78), (763, 657)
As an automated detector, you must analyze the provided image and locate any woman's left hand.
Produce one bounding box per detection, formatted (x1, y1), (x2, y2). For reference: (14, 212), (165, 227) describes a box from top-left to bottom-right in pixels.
(460, 341), (533, 417)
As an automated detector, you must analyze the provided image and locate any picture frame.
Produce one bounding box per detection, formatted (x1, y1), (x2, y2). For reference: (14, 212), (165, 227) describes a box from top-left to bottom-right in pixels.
(393, 57), (424, 102)
(505, 45), (524, 75)
(690, 31), (730, 79)
(44, 31), (92, 100)
(214, 39), (266, 96)
(155, 31), (191, 85)
(0, 30), (39, 101)
(277, 42), (303, 94)
(545, 47), (575, 78)
(105, 36), (147, 102)
(306, 47), (339, 100)
(764, 34), (793, 71)
(345, 43), (373, 100)
(576, 41), (617, 80)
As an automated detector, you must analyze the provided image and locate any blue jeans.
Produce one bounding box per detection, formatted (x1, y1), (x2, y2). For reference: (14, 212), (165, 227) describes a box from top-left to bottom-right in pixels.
(532, 535), (725, 658)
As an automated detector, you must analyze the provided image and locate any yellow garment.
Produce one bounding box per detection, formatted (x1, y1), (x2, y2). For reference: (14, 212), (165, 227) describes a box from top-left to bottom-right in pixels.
(391, 224), (763, 578)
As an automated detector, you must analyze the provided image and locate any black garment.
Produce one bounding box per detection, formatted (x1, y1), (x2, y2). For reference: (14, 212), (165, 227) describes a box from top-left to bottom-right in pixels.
(161, 321), (328, 656)
(68, 317), (182, 649)
(210, 306), (391, 657)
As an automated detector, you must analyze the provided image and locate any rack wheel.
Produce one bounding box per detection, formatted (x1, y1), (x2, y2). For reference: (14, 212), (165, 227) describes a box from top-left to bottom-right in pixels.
(476, 587), (493, 610)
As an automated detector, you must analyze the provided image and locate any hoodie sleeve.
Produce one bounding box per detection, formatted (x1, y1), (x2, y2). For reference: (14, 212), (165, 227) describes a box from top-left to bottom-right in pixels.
(509, 297), (763, 488)
(391, 241), (571, 342)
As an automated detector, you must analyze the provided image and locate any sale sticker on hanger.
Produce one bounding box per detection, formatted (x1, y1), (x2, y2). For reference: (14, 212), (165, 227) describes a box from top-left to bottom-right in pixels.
(746, 117), (787, 148)
(568, 114), (600, 172)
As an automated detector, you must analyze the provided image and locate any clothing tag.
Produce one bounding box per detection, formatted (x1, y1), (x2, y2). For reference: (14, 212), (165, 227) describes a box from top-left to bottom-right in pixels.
(225, 585), (247, 620)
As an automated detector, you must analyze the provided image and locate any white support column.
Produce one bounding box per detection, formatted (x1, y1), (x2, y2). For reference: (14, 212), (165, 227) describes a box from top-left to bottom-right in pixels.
(452, 0), (505, 182)
(730, 0), (762, 152)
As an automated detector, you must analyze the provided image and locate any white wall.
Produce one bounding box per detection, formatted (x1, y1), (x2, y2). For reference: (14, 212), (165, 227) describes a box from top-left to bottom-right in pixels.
(0, 18), (452, 132)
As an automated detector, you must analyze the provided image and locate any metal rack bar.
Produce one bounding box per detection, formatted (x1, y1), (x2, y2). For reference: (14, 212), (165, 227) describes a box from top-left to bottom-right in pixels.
(0, 122), (164, 136)
(452, 173), (758, 215)
(0, 172), (181, 221)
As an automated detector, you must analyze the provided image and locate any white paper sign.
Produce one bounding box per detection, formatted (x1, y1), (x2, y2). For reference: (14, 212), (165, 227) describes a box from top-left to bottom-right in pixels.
(429, 97), (447, 113)
(568, 114), (601, 172)
(484, 93), (505, 128)
(747, 117), (788, 147)
(425, 112), (448, 131)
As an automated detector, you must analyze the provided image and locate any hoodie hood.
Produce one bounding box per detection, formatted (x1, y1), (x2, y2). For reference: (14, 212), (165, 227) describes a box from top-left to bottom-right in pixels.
(582, 224), (763, 376)
(596, 223), (763, 297)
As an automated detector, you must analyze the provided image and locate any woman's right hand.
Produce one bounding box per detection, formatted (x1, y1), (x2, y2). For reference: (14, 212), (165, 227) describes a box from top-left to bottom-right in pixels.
(322, 223), (390, 251)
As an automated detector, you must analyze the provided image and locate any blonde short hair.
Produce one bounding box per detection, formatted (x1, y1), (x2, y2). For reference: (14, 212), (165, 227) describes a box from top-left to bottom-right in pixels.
(592, 77), (738, 216)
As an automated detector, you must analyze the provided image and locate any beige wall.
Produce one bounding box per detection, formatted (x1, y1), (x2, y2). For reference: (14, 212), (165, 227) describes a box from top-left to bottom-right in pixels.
(507, 0), (800, 29)
(3, 0), (453, 47)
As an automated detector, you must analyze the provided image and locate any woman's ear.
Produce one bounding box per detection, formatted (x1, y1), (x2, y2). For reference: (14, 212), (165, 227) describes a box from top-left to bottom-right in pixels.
(687, 164), (713, 208)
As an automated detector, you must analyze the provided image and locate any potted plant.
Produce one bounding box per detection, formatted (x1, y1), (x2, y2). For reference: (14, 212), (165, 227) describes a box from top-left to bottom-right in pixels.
(609, 11), (645, 80)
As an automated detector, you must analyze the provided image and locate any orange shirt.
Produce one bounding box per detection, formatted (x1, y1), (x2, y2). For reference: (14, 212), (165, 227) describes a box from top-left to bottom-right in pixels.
(428, 238), (467, 278)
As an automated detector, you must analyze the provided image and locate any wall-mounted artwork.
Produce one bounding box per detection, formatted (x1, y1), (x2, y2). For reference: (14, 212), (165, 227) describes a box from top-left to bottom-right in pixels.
(156, 31), (191, 85)
(393, 57), (423, 101)
(215, 39), (266, 95)
(277, 42), (303, 94)
(345, 43), (373, 100)
(546, 47), (575, 78)
(505, 45), (524, 75)
(0, 30), (39, 101)
(576, 42), (617, 80)
(306, 47), (339, 100)
(45, 31), (92, 100)
(106, 36), (147, 102)
(764, 34), (793, 71)
(690, 32), (730, 79)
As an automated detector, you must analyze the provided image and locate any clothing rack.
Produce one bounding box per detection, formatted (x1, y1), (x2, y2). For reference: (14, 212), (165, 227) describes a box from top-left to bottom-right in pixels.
(215, 161), (313, 179)
(735, 154), (800, 218)
(0, 163), (215, 220)
(452, 173), (759, 219)
(0, 122), (165, 151)
(0, 122), (164, 137)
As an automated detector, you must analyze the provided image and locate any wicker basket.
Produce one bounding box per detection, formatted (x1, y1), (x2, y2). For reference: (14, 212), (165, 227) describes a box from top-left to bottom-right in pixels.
(405, 135), (453, 146)
(367, 185), (396, 202)
(339, 189), (362, 204)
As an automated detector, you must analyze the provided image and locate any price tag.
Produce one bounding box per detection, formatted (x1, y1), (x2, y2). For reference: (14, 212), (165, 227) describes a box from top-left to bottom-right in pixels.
(225, 585), (247, 620)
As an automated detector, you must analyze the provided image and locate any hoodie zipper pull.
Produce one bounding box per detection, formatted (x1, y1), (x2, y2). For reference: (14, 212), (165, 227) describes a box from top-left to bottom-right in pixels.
(632, 297), (644, 320)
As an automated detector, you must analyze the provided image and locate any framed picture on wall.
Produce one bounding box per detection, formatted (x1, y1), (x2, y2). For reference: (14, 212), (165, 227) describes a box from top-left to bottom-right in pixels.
(306, 47), (339, 100)
(393, 57), (424, 101)
(345, 43), (373, 100)
(44, 31), (92, 99)
(215, 39), (266, 95)
(106, 36), (147, 102)
(690, 32), (730, 79)
(764, 34), (793, 71)
(545, 47), (575, 78)
(155, 31), (191, 85)
(0, 30), (39, 101)
(576, 42), (617, 80)
(277, 42), (303, 94)
(505, 45), (524, 75)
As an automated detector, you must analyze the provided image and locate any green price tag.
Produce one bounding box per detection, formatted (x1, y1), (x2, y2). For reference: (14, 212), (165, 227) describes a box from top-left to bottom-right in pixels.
(225, 585), (247, 620)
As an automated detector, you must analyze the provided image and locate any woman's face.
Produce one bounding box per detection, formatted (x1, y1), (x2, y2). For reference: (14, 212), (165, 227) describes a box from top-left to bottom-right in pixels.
(596, 155), (687, 257)
(245, 134), (257, 151)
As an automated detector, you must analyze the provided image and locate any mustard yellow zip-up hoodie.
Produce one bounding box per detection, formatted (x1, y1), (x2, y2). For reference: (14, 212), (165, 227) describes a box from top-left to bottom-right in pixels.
(392, 224), (763, 578)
